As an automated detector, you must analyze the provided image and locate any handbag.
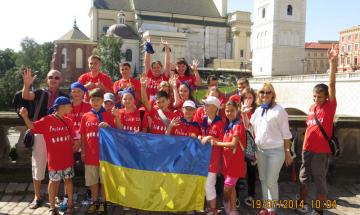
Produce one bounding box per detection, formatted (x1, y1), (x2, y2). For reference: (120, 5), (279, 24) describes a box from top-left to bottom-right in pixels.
(22, 89), (46, 148)
(313, 109), (340, 157)
(245, 127), (256, 161)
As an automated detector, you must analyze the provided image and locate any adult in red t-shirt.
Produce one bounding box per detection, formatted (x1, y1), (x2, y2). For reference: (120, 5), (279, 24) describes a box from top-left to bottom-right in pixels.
(198, 96), (225, 213)
(140, 75), (177, 135)
(211, 101), (246, 214)
(19, 96), (78, 213)
(298, 44), (339, 214)
(78, 55), (113, 101)
(166, 100), (201, 137)
(113, 63), (141, 107)
(113, 90), (149, 133)
(144, 37), (170, 99)
(174, 58), (202, 90)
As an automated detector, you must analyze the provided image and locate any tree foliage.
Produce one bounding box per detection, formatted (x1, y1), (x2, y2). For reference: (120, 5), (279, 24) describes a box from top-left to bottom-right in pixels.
(92, 35), (123, 80)
(0, 49), (17, 75)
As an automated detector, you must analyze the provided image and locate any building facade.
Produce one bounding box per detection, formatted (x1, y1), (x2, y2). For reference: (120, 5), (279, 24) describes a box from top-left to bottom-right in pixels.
(252, 0), (306, 77)
(304, 41), (337, 74)
(89, 0), (251, 71)
(338, 26), (360, 72)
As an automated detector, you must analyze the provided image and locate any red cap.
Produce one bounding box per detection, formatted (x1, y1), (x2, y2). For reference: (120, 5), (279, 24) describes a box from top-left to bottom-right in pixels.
(229, 95), (241, 104)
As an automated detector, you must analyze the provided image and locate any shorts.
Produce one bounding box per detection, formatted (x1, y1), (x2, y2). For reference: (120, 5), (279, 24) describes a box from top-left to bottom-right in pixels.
(224, 176), (239, 188)
(49, 166), (74, 182)
(85, 165), (102, 186)
(31, 134), (47, 181)
(299, 150), (329, 195)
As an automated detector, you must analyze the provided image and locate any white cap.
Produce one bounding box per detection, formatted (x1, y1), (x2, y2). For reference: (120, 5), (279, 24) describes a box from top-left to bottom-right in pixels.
(202, 96), (221, 109)
(104, 93), (115, 102)
(182, 100), (196, 109)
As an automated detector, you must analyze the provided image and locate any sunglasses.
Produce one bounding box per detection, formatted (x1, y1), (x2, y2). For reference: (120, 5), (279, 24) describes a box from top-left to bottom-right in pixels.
(48, 76), (60, 80)
(259, 91), (272, 95)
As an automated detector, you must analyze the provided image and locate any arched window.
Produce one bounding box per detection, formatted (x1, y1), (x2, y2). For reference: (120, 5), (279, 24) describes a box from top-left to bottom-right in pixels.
(125, 49), (132, 62)
(76, 48), (83, 69)
(287, 5), (293, 16)
(262, 8), (266, 18)
(61, 48), (67, 69)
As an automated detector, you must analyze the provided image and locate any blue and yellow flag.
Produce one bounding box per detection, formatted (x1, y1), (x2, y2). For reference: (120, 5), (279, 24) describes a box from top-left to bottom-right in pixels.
(99, 127), (211, 212)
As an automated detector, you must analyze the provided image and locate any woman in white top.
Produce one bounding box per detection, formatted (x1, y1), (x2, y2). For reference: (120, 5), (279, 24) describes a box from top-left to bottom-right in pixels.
(250, 83), (293, 215)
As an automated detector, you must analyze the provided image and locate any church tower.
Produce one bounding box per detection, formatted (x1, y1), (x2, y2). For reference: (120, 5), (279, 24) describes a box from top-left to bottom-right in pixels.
(252, 0), (306, 77)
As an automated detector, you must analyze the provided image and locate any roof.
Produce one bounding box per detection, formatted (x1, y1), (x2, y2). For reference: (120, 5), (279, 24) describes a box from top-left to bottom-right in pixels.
(93, 0), (221, 18)
(107, 24), (140, 40)
(57, 26), (90, 41)
(305, 42), (333, 50)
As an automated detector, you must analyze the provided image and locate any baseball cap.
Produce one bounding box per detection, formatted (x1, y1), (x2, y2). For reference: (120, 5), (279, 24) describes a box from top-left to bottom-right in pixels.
(202, 96), (221, 109)
(182, 100), (196, 109)
(229, 95), (241, 104)
(104, 93), (115, 103)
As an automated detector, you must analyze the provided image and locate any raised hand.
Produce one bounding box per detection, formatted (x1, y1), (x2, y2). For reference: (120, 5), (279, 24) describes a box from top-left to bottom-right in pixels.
(241, 99), (253, 113)
(19, 107), (29, 118)
(22, 68), (36, 87)
(191, 59), (199, 71)
(169, 75), (178, 88)
(98, 122), (110, 128)
(170, 117), (180, 127)
(140, 73), (147, 87)
(111, 107), (119, 118)
(161, 38), (169, 48)
(327, 44), (339, 63)
(145, 36), (151, 43)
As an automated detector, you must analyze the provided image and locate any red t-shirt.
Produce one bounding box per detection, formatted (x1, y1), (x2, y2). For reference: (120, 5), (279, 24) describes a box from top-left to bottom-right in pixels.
(66, 102), (92, 132)
(193, 107), (205, 125)
(170, 118), (201, 137)
(148, 108), (177, 135)
(303, 100), (337, 153)
(177, 75), (197, 89)
(146, 69), (169, 99)
(200, 116), (225, 173)
(78, 72), (113, 100)
(32, 115), (76, 171)
(113, 78), (141, 106)
(222, 123), (246, 178)
(118, 108), (148, 132)
(80, 111), (115, 166)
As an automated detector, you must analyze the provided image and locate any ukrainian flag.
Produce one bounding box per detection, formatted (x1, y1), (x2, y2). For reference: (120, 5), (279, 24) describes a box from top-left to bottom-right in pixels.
(99, 127), (211, 212)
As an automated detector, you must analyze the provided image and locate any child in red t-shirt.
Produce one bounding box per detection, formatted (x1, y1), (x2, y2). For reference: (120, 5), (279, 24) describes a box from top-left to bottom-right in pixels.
(298, 45), (339, 215)
(166, 100), (201, 137)
(20, 96), (78, 214)
(198, 96), (225, 215)
(211, 101), (246, 215)
(113, 89), (149, 132)
(80, 88), (120, 214)
(140, 74), (177, 135)
(174, 58), (202, 90)
(78, 55), (113, 101)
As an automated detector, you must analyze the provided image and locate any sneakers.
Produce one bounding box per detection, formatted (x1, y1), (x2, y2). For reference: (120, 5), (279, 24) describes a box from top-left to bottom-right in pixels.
(295, 203), (310, 214)
(59, 197), (68, 212)
(244, 196), (253, 207)
(29, 199), (43, 209)
(97, 202), (106, 214)
(87, 202), (98, 214)
(48, 208), (60, 215)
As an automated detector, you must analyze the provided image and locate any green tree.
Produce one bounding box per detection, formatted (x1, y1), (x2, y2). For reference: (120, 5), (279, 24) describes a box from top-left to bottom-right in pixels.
(0, 49), (17, 75)
(36, 42), (54, 81)
(16, 37), (40, 69)
(0, 69), (23, 110)
(93, 35), (123, 80)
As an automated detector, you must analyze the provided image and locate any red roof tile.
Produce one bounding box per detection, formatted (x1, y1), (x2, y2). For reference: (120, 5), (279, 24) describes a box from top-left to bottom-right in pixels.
(305, 42), (334, 49)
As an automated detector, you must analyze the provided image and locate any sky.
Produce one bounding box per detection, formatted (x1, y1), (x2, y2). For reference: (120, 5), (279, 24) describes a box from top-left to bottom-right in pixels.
(0, 0), (359, 51)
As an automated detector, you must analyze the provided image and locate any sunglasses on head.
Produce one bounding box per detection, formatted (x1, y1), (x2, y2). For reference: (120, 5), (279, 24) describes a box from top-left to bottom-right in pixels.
(48, 76), (60, 80)
(259, 90), (272, 95)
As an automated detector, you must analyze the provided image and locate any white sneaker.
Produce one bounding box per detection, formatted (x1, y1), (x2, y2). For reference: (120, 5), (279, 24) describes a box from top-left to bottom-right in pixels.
(295, 203), (310, 214)
(244, 196), (253, 207)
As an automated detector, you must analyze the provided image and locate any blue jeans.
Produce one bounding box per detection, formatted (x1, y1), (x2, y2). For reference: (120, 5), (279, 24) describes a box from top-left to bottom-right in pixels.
(256, 147), (285, 211)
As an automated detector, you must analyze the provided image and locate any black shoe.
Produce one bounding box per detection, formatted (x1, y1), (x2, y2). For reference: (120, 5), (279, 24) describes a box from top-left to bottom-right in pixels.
(29, 199), (43, 209)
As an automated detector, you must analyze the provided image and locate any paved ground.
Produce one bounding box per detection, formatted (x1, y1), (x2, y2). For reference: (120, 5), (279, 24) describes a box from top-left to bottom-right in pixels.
(1, 181), (360, 215)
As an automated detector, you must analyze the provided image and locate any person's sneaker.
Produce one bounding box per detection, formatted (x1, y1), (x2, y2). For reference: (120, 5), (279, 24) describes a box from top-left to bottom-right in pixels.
(97, 202), (106, 214)
(223, 200), (231, 215)
(244, 196), (253, 207)
(29, 199), (43, 209)
(59, 197), (68, 212)
(87, 202), (98, 214)
(295, 203), (310, 214)
(48, 208), (60, 215)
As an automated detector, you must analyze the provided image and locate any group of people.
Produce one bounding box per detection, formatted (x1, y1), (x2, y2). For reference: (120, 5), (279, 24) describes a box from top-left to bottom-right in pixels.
(17, 39), (339, 215)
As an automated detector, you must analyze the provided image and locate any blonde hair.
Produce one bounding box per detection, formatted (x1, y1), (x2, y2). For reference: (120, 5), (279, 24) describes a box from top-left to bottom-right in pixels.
(256, 82), (277, 106)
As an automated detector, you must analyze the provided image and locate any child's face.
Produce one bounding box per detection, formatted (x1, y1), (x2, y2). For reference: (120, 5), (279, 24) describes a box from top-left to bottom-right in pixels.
(103, 101), (114, 111)
(71, 88), (85, 101)
(176, 63), (187, 75)
(122, 93), (134, 108)
(313, 91), (327, 105)
(58, 104), (72, 115)
(182, 107), (196, 119)
(151, 62), (162, 76)
(204, 104), (218, 116)
(90, 97), (104, 110)
(120, 66), (131, 78)
(89, 58), (101, 73)
(243, 93), (254, 105)
(156, 97), (170, 110)
(225, 105), (237, 121)
(179, 85), (190, 100)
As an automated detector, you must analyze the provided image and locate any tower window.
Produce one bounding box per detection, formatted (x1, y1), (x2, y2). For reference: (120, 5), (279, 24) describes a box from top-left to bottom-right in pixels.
(125, 49), (132, 62)
(287, 5), (293, 16)
(240, 50), (244, 58)
(262, 8), (266, 18)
